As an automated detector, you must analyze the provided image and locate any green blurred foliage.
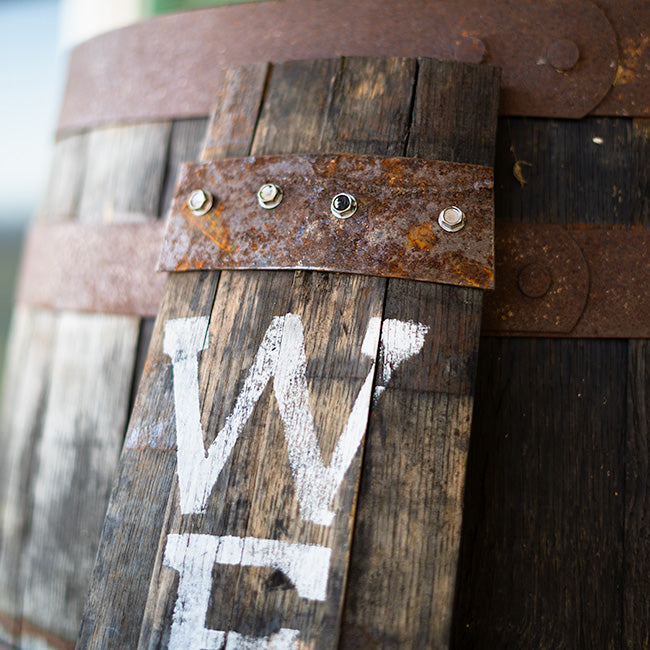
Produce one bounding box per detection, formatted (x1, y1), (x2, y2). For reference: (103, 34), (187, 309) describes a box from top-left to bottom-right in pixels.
(144, 0), (263, 16)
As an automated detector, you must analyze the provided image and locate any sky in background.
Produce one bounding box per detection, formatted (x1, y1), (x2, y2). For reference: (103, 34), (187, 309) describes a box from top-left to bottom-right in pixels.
(0, 0), (63, 227)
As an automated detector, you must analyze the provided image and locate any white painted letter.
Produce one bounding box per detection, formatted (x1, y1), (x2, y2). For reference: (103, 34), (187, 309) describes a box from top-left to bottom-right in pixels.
(163, 534), (331, 649)
(165, 314), (428, 520)
(272, 315), (381, 525)
(164, 316), (285, 514)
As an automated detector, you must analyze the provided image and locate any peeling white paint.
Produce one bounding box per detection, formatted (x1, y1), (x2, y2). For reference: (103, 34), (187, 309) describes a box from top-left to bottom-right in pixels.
(224, 628), (300, 649)
(163, 534), (330, 649)
(164, 315), (285, 514)
(373, 318), (429, 403)
(272, 313), (381, 525)
(161, 312), (430, 647)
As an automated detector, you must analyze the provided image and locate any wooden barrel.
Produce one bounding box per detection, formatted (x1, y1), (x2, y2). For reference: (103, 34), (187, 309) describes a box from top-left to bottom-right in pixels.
(0, 1), (647, 649)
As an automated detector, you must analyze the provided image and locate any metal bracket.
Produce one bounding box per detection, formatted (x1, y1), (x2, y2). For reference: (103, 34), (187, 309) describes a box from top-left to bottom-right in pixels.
(483, 223), (650, 337)
(158, 153), (495, 289)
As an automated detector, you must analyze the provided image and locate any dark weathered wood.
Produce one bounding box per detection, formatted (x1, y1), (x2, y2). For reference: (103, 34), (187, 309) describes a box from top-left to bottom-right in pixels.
(78, 56), (499, 650)
(626, 339), (650, 650)
(77, 63), (270, 650)
(624, 117), (650, 650)
(452, 117), (637, 649)
(339, 59), (500, 649)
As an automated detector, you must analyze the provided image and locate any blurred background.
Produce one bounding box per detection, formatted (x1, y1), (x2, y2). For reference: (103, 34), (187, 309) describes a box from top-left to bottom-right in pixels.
(0, 0), (249, 377)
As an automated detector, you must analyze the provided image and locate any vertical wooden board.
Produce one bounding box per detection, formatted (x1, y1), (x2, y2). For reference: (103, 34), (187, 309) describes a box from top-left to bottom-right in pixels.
(625, 340), (650, 650)
(454, 338), (626, 649)
(453, 118), (633, 648)
(340, 59), (499, 649)
(78, 64), (269, 650)
(138, 57), (414, 649)
(19, 313), (140, 648)
(134, 118), (210, 417)
(625, 118), (650, 649)
(77, 122), (172, 221)
(201, 64), (269, 161)
(0, 131), (90, 646)
(77, 272), (220, 650)
(160, 118), (210, 216)
(36, 133), (88, 224)
(20, 122), (172, 650)
(0, 307), (57, 644)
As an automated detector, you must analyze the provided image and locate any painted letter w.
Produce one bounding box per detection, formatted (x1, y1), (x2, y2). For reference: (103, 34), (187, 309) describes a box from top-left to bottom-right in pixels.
(164, 313), (427, 524)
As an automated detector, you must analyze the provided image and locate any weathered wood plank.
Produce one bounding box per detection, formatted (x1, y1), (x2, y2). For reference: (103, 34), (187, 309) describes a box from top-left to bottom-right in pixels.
(452, 117), (632, 649)
(0, 307), (57, 646)
(80, 56), (499, 650)
(77, 64), (270, 649)
(19, 123), (171, 649)
(339, 59), (499, 649)
(161, 118), (209, 216)
(138, 56), (411, 649)
(0, 131), (90, 647)
(624, 117), (650, 650)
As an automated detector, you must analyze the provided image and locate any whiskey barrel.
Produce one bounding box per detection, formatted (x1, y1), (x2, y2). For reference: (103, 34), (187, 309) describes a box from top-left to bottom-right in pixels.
(0, 1), (647, 649)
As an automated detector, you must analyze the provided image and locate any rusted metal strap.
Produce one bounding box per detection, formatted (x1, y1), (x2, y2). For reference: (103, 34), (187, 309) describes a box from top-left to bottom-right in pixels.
(15, 218), (650, 338)
(483, 223), (650, 338)
(16, 220), (166, 317)
(58, 0), (650, 134)
(158, 154), (495, 289)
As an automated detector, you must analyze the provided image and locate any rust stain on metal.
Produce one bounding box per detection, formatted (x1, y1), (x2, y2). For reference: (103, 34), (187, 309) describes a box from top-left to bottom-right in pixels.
(15, 216), (650, 337)
(159, 153), (495, 289)
(592, 0), (650, 115)
(483, 223), (650, 338)
(57, 0), (621, 135)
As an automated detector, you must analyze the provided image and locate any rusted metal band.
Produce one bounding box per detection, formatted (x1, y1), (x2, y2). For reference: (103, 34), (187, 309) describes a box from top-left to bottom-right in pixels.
(16, 220), (167, 317)
(57, 0), (636, 134)
(158, 154), (496, 289)
(15, 218), (650, 337)
(482, 223), (650, 338)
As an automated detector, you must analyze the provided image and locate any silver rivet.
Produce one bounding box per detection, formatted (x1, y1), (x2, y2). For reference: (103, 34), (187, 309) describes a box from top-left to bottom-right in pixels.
(257, 183), (283, 209)
(438, 206), (466, 232)
(331, 192), (357, 219)
(188, 189), (213, 216)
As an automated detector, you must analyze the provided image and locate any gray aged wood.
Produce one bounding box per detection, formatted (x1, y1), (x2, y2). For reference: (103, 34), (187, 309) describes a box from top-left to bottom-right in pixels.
(0, 130), (90, 648)
(0, 119), (205, 650)
(77, 57), (498, 649)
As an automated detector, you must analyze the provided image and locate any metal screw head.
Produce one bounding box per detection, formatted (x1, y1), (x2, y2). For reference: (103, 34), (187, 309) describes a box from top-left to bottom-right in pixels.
(438, 206), (466, 232)
(331, 192), (357, 219)
(188, 189), (213, 216)
(546, 39), (580, 71)
(257, 183), (283, 209)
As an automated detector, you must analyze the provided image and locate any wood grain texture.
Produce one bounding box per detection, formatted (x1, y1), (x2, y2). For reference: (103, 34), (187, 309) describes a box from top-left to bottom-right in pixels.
(0, 307), (57, 646)
(0, 131), (90, 647)
(18, 123), (171, 649)
(139, 57), (411, 648)
(626, 339), (650, 650)
(624, 117), (650, 650)
(77, 64), (270, 650)
(79, 56), (499, 650)
(452, 117), (637, 649)
(339, 59), (499, 650)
